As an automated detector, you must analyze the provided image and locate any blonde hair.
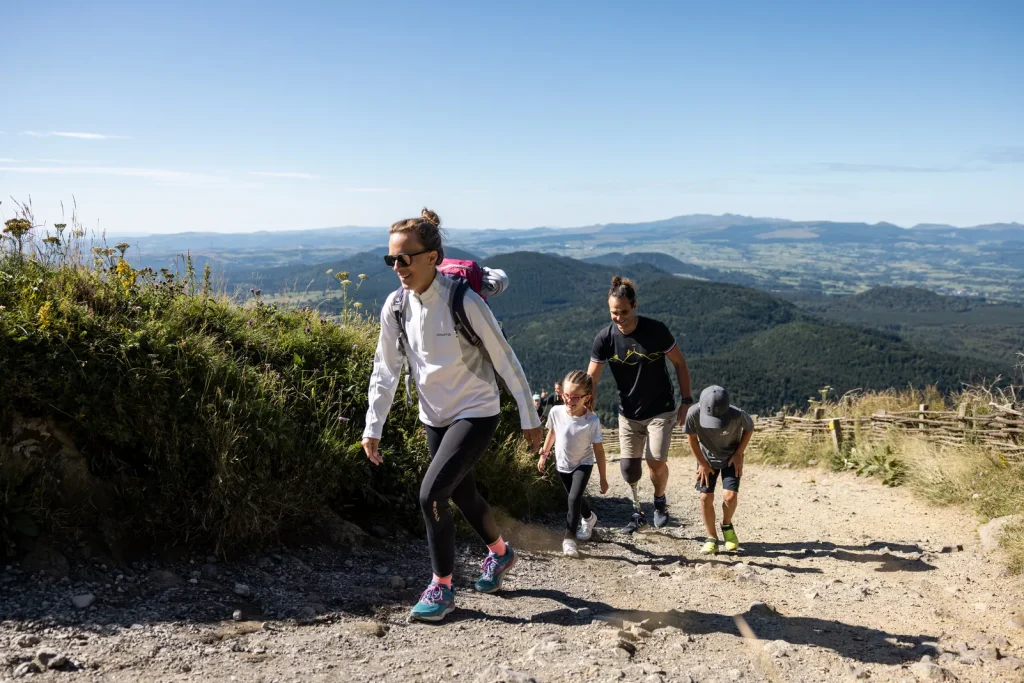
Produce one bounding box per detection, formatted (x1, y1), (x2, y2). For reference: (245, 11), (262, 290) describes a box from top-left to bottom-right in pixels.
(389, 208), (445, 262)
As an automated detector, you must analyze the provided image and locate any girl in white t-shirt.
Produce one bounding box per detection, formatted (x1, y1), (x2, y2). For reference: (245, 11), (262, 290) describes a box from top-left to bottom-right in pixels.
(538, 370), (609, 557)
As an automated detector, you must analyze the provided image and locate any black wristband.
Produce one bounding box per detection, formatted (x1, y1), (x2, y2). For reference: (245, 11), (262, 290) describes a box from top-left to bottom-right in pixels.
(680, 396), (694, 405)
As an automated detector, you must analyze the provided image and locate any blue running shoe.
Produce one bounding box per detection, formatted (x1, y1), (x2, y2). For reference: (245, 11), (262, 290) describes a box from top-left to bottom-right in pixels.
(408, 582), (455, 622)
(474, 545), (517, 593)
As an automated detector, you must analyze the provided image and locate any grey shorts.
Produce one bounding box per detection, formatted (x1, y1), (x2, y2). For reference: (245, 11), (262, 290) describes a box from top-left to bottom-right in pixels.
(618, 410), (677, 463)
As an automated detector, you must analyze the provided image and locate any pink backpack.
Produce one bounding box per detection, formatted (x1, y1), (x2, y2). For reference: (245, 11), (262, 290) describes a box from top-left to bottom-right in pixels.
(436, 258), (487, 299)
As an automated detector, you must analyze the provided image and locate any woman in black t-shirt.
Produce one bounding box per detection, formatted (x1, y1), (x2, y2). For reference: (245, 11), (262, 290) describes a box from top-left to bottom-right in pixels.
(587, 276), (693, 532)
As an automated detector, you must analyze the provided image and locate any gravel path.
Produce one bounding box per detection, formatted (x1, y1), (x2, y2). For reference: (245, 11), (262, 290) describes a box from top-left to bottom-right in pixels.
(3, 463), (1023, 682)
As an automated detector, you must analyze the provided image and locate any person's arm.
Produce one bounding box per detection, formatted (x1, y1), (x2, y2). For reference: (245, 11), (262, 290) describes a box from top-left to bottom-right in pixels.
(538, 428), (556, 473)
(688, 433), (714, 488)
(361, 294), (405, 464)
(593, 442), (609, 493)
(665, 344), (692, 425)
(728, 429), (754, 478)
(728, 413), (755, 477)
(463, 292), (542, 449)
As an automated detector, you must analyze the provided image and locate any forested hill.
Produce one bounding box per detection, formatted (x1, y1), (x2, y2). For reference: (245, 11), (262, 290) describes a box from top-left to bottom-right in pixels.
(480, 254), (1007, 418)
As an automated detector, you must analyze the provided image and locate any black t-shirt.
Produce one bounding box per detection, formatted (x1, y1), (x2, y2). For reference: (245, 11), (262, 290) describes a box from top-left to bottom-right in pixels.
(591, 316), (677, 420)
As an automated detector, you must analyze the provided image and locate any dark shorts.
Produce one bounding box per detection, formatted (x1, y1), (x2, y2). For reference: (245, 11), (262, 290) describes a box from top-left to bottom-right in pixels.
(695, 464), (740, 494)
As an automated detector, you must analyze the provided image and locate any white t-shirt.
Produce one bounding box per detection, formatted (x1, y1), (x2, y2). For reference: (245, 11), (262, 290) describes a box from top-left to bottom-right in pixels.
(546, 405), (603, 473)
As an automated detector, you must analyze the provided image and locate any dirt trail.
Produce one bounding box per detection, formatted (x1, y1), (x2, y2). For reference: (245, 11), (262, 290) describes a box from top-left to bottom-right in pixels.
(2, 462), (1023, 682)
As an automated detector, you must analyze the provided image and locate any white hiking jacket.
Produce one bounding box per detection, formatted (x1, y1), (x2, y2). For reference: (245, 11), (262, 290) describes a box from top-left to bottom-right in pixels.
(362, 273), (540, 439)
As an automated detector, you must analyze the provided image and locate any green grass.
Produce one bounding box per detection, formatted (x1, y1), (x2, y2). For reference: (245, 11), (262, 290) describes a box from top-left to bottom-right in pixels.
(0, 222), (559, 556)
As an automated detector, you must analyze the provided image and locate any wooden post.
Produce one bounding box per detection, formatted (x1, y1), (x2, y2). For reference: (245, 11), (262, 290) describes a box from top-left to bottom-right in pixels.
(813, 406), (825, 421)
(828, 418), (843, 452)
(958, 403), (968, 441)
(919, 403), (927, 433)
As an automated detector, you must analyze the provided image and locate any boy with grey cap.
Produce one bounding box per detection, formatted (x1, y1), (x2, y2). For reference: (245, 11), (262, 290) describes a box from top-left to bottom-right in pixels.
(682, 385), (754, 555)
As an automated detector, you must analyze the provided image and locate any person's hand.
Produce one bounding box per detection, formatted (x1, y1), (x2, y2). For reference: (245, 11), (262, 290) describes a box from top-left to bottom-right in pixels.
(600, 476), (610, 494)
(697, 462), (713, 488)
(729, 455), (744, 478)
(676, 403), (689, 427)
(537, 451), (548, 473)
(522, 427), (543, 453)
(362, 437), (383, 465)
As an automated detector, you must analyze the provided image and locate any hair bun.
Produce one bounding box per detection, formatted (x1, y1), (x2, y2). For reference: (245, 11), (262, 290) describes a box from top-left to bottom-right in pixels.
(611, 275), (623, 287)
(421, 208), (441, 227)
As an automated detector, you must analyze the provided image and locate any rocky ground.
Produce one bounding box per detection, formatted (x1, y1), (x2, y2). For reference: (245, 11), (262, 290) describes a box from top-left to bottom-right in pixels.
(2, 463), (1024, 683)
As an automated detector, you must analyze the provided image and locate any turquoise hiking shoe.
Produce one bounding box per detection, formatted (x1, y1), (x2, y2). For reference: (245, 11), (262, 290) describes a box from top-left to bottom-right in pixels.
(474, 545), (517, 593)
(408, 582), (455, 622)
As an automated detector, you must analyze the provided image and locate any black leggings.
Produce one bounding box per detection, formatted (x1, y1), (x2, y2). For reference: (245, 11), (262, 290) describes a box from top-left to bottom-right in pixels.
(422, 415), (501, 577)
(557, 465), (593, 539)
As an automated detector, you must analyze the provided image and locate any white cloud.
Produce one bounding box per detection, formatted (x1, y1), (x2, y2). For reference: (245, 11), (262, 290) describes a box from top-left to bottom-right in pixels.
(20, 131), (131, 140)
(339, 187), (405, 193)
(0, 164), (229, 184)
(247, 171), (320, 180)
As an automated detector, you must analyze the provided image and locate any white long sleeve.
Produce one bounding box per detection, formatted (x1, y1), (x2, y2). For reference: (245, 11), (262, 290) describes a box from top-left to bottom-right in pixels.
(362, 291), (405, 439)
(362, 275), (539, 438)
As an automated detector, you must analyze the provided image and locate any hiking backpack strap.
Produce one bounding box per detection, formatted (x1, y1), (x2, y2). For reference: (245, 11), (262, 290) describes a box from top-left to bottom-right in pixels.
(449, 280), (481, 347)
(390, 288), (413, 406)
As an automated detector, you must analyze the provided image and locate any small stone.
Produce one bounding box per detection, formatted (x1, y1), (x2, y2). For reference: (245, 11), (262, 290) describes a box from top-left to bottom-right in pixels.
(13, 661), (41, 677)
(14, 634), (41, 648)
(940, 546), (954, 554)
(630, 625), (652, 639)
(181, 663), (192, 673)
(35, 648), (58, 665)
(233, 583), (251, 597)
(232, 609), (243, 621)
(575, 607), (593, 619)
(978, 647), (1001, 662)
(728, 669), (743, 680)
(201, 563), (218, 578)
(910, 662), (951, 680)
(978, 515), (1022, 553)
(616, 640), (636, 656)
(762, 640), (790, 658)
(1001, 656), (1024, 671)
(937, 653), (957, 665)
(617, 629), (638, 643)
(850, 667), (870, 679)
(390, 576), (406, 589)
(748, 601), (774, 616)
(807, 459), (818, 466)
(806, 590), (821, 600)
(47, 654), (68, 670)
(72, 593), (95, 609)
(148, 569), (182, 588)
(353, 621), (387, 638)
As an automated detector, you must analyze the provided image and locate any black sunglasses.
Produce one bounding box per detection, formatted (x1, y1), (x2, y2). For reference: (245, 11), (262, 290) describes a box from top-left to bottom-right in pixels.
(384, 249), (432, 268)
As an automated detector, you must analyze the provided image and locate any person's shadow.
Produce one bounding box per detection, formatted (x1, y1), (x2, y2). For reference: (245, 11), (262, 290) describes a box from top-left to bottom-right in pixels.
(494, 587), (936, 666)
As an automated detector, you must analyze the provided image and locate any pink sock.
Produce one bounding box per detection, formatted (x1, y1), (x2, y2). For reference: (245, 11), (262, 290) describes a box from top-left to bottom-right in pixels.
(432, 574), (452, 588)
(486, 538), (507, 557)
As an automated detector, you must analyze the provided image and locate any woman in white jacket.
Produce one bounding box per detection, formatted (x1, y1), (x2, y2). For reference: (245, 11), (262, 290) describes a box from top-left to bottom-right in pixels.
(361, 208), (542, 623)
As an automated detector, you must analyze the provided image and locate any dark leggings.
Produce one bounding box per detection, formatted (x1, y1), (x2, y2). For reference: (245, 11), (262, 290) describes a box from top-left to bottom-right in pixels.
(557, 465), (593, 539)
(422, 415), (501, 577)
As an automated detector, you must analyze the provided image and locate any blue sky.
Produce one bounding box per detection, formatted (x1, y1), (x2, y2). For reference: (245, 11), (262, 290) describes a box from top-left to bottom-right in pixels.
(2, 1), (1021, 234)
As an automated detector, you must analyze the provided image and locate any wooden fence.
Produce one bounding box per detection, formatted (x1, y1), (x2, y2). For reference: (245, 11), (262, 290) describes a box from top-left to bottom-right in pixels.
(601, 402), (1024, 461)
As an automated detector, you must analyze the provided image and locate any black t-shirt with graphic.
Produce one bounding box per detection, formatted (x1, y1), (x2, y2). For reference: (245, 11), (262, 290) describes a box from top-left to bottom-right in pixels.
(591, 316), (677, 421)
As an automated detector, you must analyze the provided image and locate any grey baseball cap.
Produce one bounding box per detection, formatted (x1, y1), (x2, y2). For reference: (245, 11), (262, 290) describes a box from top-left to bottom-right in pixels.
(699, 385), (732, 429)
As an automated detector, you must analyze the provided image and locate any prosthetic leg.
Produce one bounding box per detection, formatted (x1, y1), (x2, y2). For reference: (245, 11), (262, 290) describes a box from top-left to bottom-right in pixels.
(620, 459), (647, 533)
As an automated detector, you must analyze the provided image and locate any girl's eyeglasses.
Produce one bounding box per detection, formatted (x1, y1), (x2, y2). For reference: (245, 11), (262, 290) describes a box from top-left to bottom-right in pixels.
(564, 393), (590, 404)
(384, 249), (432, 268)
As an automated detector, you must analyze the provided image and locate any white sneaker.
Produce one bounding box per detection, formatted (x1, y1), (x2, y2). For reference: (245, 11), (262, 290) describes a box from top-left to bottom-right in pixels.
(562, 538), (579, 557)
(576, 512), (598, 541)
